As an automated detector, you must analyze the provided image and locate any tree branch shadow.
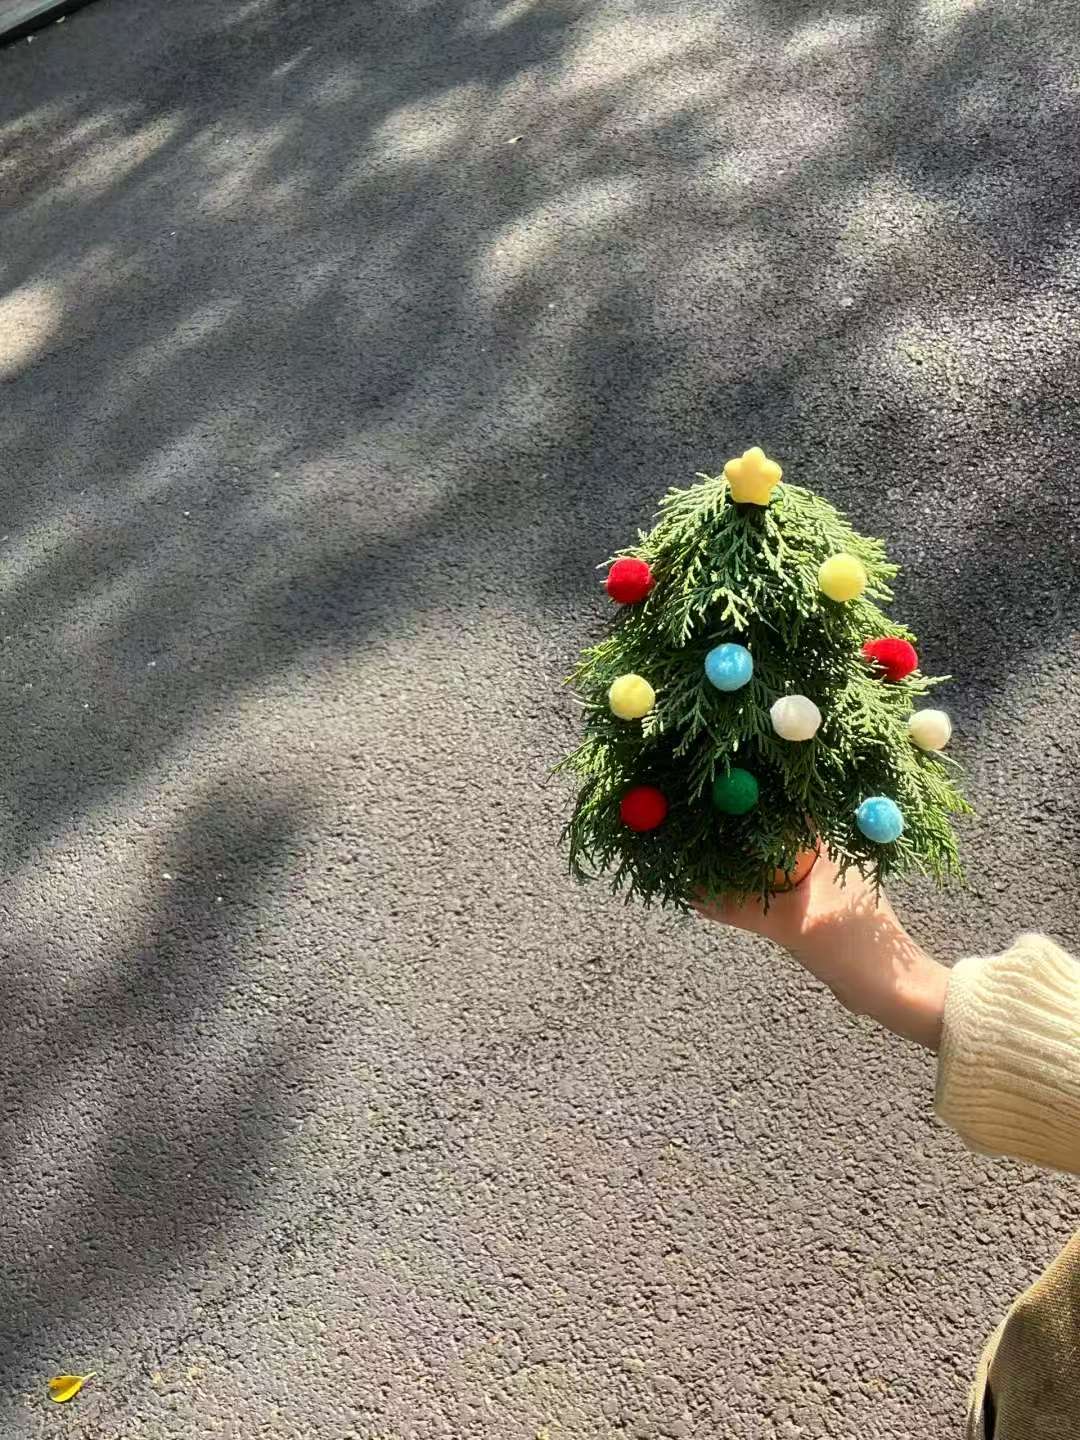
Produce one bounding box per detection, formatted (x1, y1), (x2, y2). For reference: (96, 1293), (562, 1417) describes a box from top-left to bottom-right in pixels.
(0, 771), (322, 1387)
(0, 0), (1077, 1424)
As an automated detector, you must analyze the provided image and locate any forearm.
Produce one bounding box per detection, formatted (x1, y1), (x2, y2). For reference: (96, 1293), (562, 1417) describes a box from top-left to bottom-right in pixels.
(791, 917), (947, 1052)
(699, 859), (1080, 1173)
(854, 938), (948, 1051)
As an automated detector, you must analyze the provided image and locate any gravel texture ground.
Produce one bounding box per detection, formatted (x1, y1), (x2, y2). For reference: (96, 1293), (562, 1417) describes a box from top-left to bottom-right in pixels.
(1, 0), (1078, 1435)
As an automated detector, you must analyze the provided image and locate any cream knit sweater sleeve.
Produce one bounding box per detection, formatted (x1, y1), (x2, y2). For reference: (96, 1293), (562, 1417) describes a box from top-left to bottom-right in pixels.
(936, 934), (1080, 1175)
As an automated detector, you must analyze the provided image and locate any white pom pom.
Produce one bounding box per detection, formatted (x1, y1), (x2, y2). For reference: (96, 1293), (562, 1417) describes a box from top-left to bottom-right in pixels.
(770, 694), (822, 742)
(908, 708), (952, 751)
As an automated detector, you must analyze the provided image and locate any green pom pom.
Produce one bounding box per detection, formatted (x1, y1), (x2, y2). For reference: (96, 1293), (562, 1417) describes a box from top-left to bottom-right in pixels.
(712, 767), (759, 815)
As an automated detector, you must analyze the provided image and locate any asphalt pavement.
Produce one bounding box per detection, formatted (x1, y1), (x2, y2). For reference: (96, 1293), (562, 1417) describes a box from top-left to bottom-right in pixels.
(1, 0), (1079, 1435)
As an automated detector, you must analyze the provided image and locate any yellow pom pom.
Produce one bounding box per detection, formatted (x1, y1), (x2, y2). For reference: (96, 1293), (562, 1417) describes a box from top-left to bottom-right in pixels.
(608, 673), (656, 720)
(722, 446), (782, 506)
(818, 553), (868, 602)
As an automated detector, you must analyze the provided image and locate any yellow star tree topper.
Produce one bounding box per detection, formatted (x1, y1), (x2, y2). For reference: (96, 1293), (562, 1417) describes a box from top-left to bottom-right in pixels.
(722, 446), (782, 506)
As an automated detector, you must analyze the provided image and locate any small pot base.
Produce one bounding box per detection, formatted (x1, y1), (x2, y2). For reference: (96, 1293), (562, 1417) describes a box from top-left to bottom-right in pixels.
(770, 846), (820, 893)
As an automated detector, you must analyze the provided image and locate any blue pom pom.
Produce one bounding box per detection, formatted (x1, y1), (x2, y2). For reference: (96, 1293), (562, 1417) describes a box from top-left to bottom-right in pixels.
(856, 796), (904, 844)
(704, 643), (753, 692)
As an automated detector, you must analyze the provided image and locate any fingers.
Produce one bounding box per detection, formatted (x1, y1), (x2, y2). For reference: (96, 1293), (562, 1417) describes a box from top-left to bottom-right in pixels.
(692, 889), (768, 935)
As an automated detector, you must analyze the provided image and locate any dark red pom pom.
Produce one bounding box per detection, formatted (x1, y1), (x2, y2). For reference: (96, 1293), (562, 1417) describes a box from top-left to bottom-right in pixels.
(606, 557), (654, 605)
(862, 636), (919, 683)
(619, 785), (668, 832)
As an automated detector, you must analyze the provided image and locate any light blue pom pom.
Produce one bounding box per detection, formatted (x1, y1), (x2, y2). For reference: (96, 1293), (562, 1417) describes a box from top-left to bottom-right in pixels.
(704, 643), (753, 693)
(856, 796), (904, 844)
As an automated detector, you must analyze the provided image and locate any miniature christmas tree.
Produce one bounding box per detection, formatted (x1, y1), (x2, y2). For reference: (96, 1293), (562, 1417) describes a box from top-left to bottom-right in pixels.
(559, 447), (968, 909)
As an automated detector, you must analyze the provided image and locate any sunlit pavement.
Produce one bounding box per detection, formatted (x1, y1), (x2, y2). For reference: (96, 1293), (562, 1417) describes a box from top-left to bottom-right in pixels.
(1, 1), (1078, 1435)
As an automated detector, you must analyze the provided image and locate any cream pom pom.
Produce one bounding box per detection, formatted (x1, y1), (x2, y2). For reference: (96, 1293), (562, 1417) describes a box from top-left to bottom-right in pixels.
(770, 694), (822, 742)
(908, 708), (952, 751)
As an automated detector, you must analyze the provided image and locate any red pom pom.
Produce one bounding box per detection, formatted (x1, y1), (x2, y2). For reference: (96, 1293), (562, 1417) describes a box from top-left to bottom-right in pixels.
(619, 785), (668, 832)
(606, 557), (654, 605)
(862, 636), (919, 683)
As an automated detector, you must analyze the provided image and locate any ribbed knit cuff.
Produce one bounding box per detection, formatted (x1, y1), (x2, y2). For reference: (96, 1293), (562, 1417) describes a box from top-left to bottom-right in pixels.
(936, 935), (1080, 1176)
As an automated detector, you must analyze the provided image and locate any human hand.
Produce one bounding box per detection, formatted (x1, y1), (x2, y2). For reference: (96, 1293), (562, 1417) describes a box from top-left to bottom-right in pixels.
(694, 852), (948, 1050)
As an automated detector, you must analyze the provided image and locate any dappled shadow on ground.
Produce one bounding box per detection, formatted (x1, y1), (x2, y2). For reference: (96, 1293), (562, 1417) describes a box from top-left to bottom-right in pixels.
(0, 0), (1075, 867)
(0, 0), (1078, 1422)
(0, 770), (322, 1375)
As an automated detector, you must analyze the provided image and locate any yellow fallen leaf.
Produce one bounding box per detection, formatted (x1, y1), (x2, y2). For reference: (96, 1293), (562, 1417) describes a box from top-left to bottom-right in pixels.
(47, 1373), (95, 1404)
